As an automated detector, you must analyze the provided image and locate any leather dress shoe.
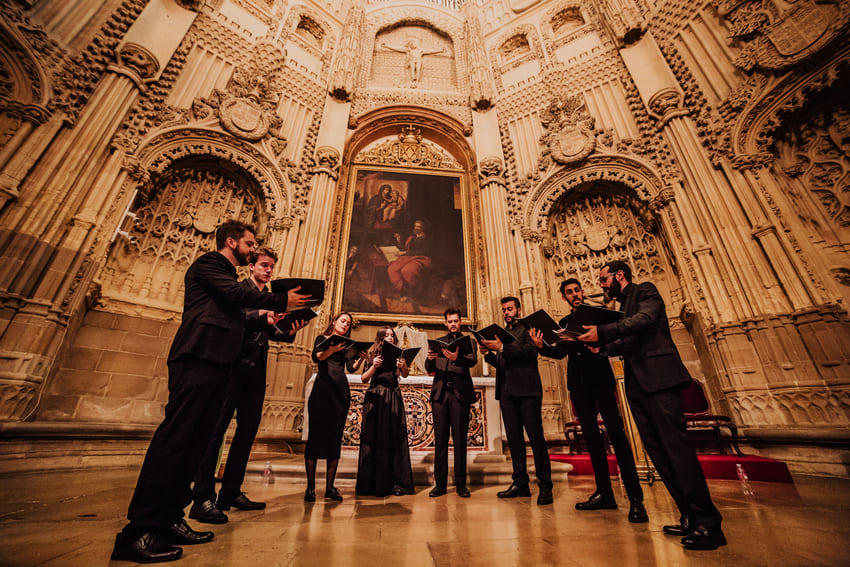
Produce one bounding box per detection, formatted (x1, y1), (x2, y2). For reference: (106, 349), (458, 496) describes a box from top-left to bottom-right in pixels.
(682, 526), (727, 550)
(537, 487), (554, 505)
(456, 486), (471, 498)
(163, 519), (213, 545)
(429, 486), (447, 497)
(628, 499), (649, 523)
(188, 499), (228, 524)
(497, 484), (531, 498)
(663, 516), (691, 536)
(304, 488), (316, 502)
(111, 531), (182, 563)
(575, 491), (618, 510)
(325, 487), (343, 501)
(219, 492), (265, 511)
(392, 486), (406, 496)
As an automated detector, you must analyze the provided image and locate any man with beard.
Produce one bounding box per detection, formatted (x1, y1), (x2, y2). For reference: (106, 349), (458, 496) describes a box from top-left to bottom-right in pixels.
(425, 308), (477, 498)
(190, 246), (308, 523)
(529, 278), (647, 522)
(479, 296), (553, 505)
(577, 260), (725, 550)
(112, 221), (311, 564)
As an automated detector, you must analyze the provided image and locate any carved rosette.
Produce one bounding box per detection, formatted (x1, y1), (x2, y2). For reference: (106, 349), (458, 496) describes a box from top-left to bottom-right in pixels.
(111, 43), (159, 86)
(647, 88), (688, 125)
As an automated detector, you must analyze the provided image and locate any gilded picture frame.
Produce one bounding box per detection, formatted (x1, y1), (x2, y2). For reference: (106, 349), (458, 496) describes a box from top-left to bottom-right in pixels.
(335, 166), (474, 324)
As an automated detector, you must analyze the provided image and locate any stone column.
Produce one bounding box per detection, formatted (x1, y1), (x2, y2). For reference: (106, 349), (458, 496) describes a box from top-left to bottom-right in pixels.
(0, 0), (197, 421)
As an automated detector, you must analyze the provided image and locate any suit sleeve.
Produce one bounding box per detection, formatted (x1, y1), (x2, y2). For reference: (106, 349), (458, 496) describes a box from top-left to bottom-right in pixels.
(597, 283), (663, 344)
(195, 257), (289, 312)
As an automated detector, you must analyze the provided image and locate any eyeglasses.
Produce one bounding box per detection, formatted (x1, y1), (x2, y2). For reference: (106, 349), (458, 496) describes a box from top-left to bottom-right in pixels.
(598, 271), (618, 284)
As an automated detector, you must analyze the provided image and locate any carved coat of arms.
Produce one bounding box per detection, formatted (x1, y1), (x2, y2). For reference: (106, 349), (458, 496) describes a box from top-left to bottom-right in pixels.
(540, 95), (596, 166)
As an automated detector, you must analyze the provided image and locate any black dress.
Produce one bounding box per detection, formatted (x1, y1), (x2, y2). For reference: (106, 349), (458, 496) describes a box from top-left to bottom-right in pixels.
(305, 335), (356, 460)
(355, 362), (414, 496)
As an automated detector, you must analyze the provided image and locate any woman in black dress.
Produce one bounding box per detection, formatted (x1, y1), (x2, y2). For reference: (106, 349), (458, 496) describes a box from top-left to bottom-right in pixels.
(355, 326), (414, 497)
(305, 312), (363, 502)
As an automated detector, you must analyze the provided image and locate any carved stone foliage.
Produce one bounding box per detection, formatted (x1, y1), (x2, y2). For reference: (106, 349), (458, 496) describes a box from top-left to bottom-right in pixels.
(0, 6), (65, 107)
(716, 0), (849, 72)
(538, 94), (596, 166)
(543, 190), (668, 295)
(354, 125), (463, 170)
(774, 87), (850, 233)
(99, 163), (261, 313)
(464, 15), (494, 111)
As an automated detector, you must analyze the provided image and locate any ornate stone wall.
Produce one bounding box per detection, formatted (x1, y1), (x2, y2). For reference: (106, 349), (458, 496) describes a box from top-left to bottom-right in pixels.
(0, 0), (848, 472)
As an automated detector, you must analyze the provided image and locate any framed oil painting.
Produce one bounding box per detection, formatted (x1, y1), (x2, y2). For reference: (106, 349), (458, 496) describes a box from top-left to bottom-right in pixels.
(336, 167), (474, 323)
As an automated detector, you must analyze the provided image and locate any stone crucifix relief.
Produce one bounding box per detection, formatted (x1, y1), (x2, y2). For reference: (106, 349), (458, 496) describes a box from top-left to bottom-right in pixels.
(380, 37), (444, 88)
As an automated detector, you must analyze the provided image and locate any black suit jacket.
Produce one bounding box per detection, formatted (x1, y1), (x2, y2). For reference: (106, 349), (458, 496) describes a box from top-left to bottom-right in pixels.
(538, 312), (616, 391)
(484, 320), (542, 400)
(238, 278), (295, 369)
(167, 252), (291, 366)
(425, 332), (477, 404)
(597, 281), (691, 393)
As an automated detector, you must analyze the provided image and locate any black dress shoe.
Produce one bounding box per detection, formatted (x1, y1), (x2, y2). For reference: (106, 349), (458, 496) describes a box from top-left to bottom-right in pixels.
(456, 486), (471, 498)
(220, 492), (266, 511)
(682, 526), (727, 550)
(663, 516), (691, 536)
(429, 486), (447, 497)
(392, 486), (406, 496)
(304, 488), (316, 502)
(111, 531), (182, 563)
(188, 499), (228, 524)
(628, 499), (649, 523)
(163, 519), (213, 545)
(497, 484), (531, 498)
(575, 491), (618, 510)
(537, 487), (554, 505)
(325, 487), (343, 501)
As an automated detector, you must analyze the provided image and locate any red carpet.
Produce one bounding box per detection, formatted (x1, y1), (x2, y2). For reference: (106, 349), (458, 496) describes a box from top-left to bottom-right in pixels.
(550, 453), (793, 483)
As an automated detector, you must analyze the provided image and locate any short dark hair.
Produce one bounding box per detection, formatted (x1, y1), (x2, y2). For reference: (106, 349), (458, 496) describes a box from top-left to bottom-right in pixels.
(559, 278), (581, 295)
(444, 308), (461, 320)
(215, 220), (255, 249)
(500, 296), (520, 309)
(249, 246), (278, 265)
(603, 260), (632, 282)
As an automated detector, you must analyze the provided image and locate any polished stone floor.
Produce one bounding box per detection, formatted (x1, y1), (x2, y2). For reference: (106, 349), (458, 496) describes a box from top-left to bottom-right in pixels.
(1, 463), (849, 566)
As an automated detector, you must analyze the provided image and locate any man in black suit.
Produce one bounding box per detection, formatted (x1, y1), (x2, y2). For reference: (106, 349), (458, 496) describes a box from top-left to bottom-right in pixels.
(425, 308), (477, 498)
(579, 260), (725, 550)
(479, 296), (553, 505)
(529, 278), (647, 522)
(190, 246), (307, 524)
(112, 221), (311, 564)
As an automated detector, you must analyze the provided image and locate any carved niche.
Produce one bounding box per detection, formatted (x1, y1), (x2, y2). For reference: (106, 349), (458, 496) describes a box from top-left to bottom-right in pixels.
(99, 162), (261, 314)
(371, 25), (456, 90)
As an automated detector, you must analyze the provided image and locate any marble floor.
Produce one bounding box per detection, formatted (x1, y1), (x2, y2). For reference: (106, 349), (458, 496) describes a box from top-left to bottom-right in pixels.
(1, 463), (848, 567)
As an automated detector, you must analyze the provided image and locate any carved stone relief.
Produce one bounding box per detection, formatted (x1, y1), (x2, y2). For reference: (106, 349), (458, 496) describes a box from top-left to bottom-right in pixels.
(543, 191), (669, 297)
(99, 163), (261, 313)
(354, 125), (463, 170)
(371, 25), (456, 90)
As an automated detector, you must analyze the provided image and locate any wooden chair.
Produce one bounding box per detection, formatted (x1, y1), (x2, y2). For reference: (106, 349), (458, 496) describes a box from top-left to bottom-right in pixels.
(681, 380), (744, 456)
(563, 400), (611, 456)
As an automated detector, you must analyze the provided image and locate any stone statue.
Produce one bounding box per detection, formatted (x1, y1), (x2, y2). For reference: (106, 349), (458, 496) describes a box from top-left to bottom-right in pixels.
(381, 38), (444, 88)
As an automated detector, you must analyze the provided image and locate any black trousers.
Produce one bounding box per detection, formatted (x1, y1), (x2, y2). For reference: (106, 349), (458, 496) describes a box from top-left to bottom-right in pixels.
(571, 384), (643, 501)
(499, 395), (552, 489)
(626, 378), (722, 528)
(123, 357), (230, 536)
(193, 360), (266, 502)
(431, 387), (471, 489)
